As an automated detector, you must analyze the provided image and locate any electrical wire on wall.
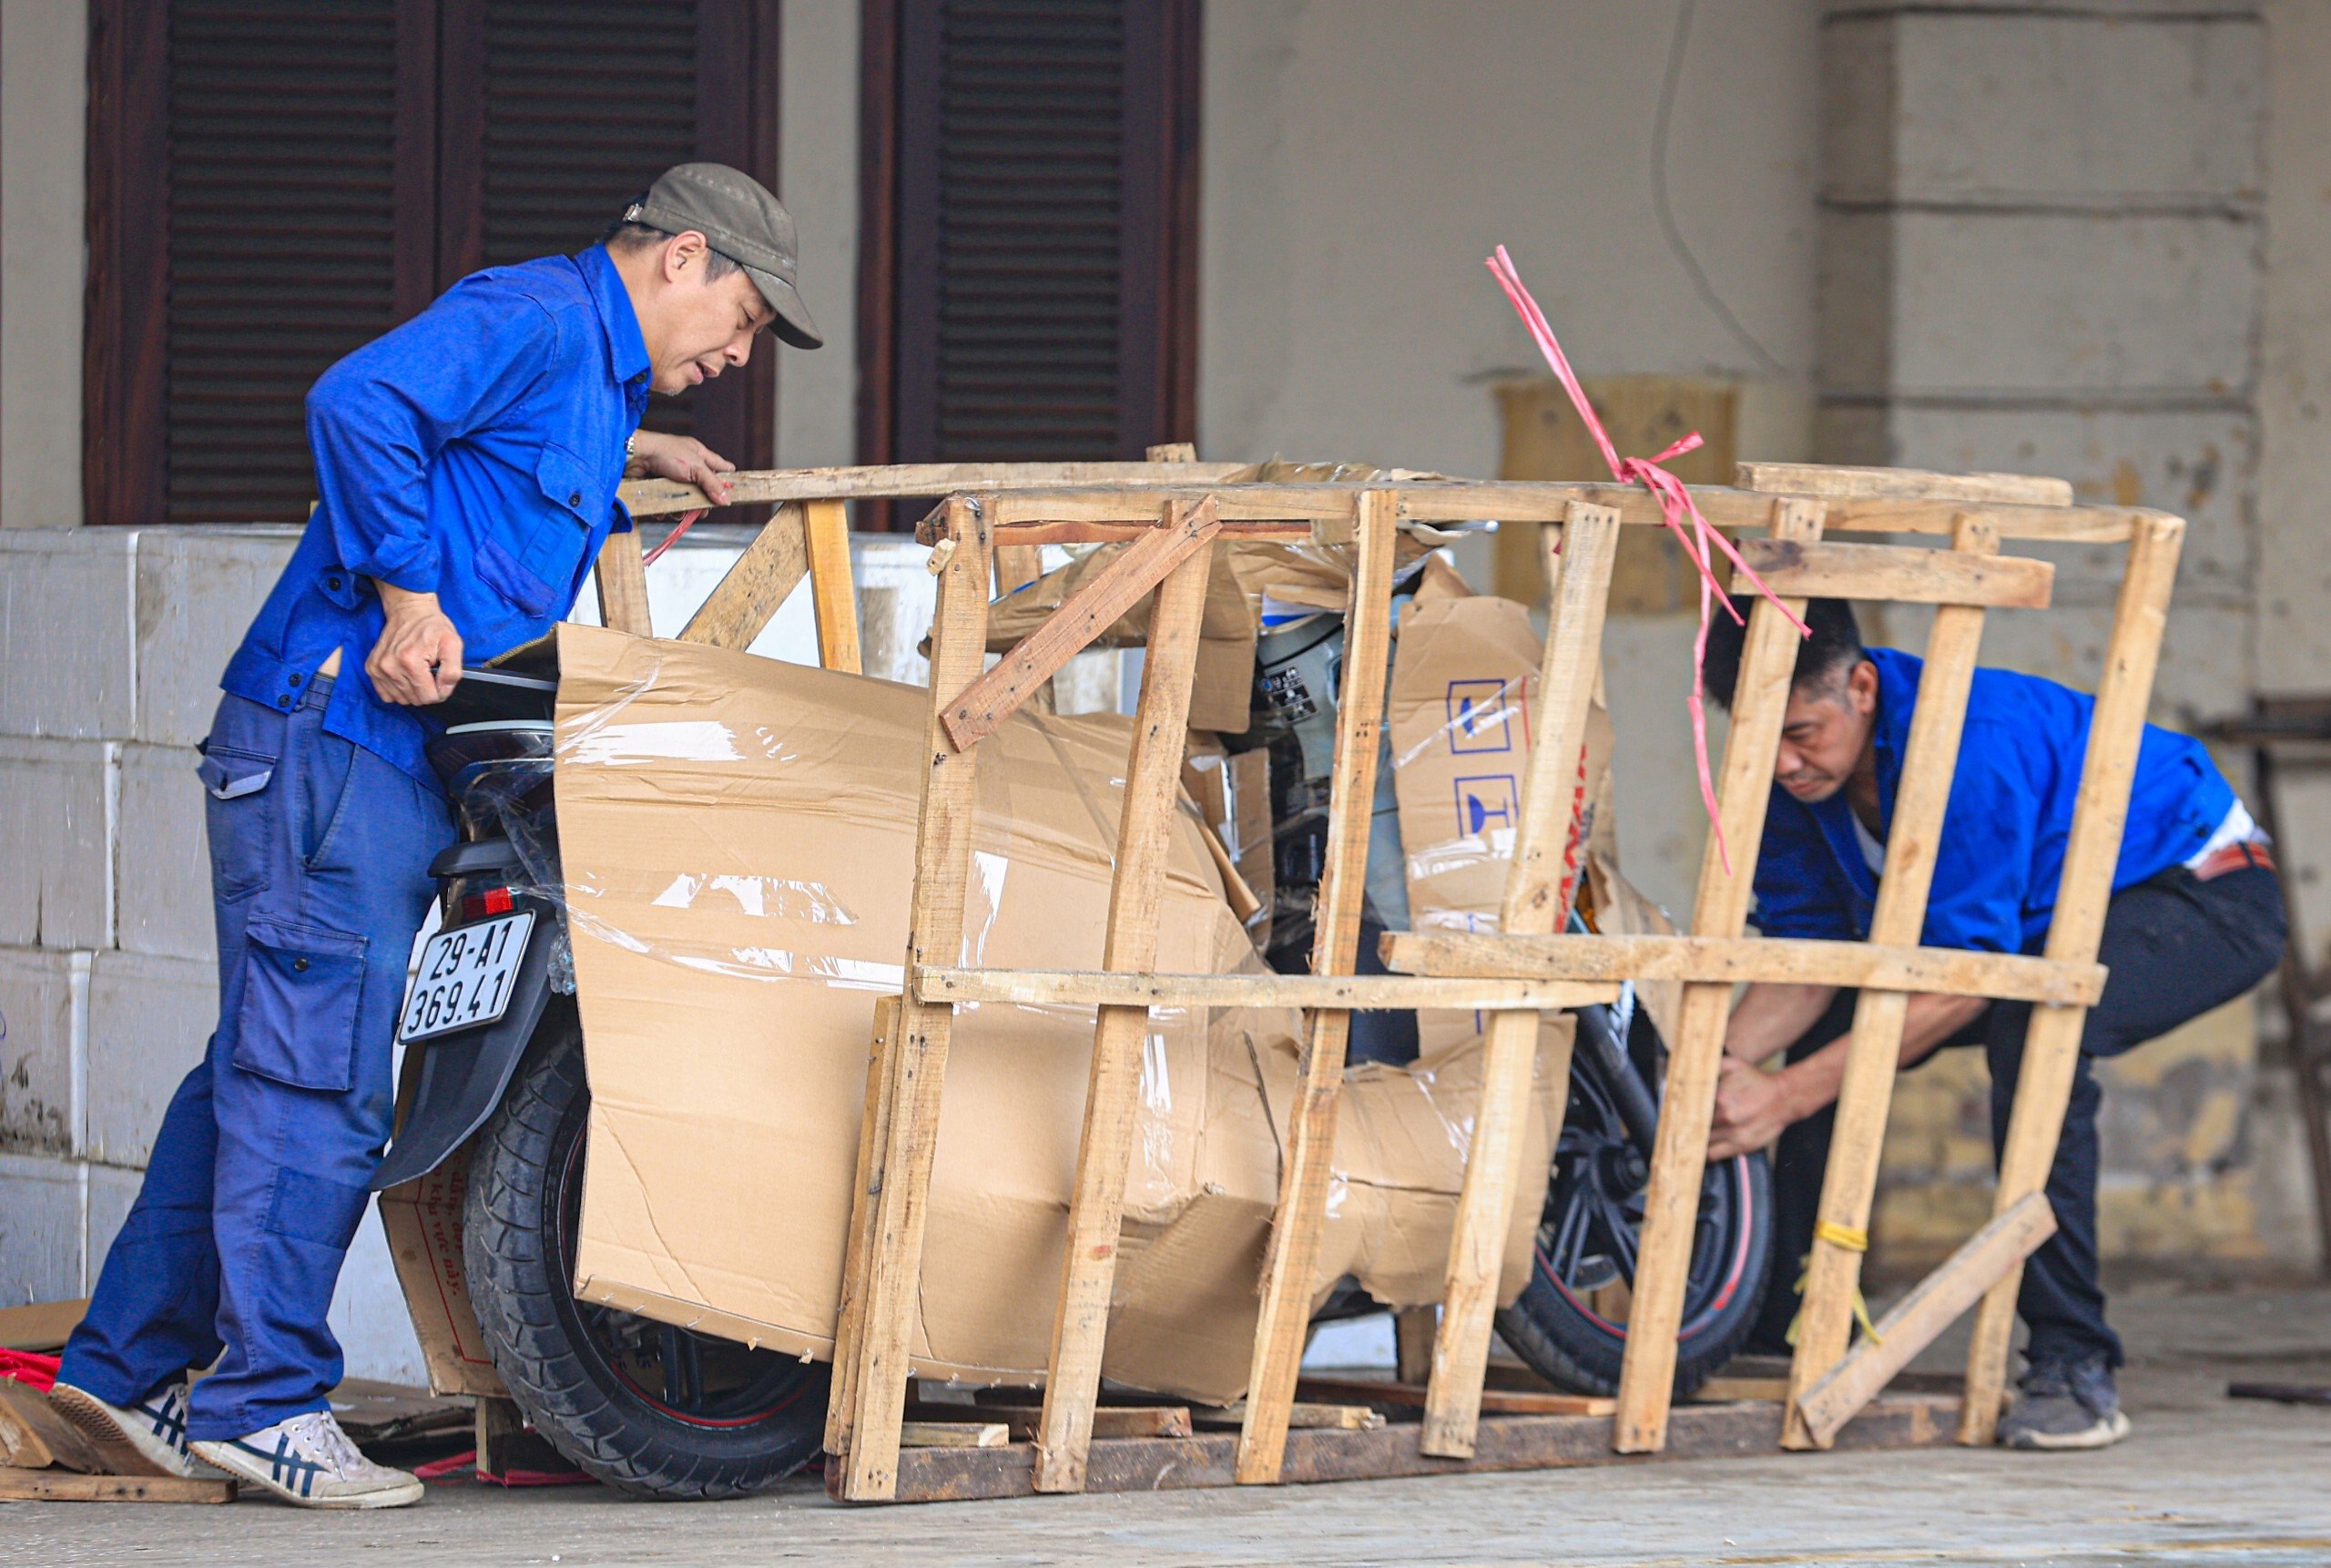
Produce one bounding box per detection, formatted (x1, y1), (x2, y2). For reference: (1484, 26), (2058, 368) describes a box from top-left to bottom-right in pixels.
(1653, 0), (1789, 379)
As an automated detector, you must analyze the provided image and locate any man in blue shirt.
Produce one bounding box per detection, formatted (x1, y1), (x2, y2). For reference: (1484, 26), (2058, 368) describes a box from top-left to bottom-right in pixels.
(1700, 598), (2283, 1451)
(50, 165), (821, 1507)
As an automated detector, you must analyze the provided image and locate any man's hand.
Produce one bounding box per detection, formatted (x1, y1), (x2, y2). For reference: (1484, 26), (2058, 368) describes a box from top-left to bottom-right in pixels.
(1708, 1056), (1802, 1163)
(369, 584), (463, 705)
(627, 430), (736, 505)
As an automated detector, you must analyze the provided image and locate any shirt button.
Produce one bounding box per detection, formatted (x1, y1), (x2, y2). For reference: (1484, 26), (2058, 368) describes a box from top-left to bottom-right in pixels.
(289, 673), (303, 687)
(326, 575), (342, 591)
(277, 695), (292, 708)
(293, 957), (310, 972)
(568, 492), (583, 506)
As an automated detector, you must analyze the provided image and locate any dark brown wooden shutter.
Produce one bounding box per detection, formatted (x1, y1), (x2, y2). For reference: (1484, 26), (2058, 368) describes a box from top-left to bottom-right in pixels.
(160, 2), (421, 524)
(866, 0), (1197, 476)
(439, 0), (780, 466)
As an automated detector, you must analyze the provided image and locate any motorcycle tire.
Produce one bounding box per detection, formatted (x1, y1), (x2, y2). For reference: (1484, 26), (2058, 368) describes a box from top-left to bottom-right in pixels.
(463, 1015), (829, 1499)
(1494, 1011), (1775, 1399)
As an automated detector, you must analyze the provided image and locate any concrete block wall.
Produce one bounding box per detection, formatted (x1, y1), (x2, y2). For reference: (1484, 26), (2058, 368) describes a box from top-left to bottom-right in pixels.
(1815, 2), (2323, 1272)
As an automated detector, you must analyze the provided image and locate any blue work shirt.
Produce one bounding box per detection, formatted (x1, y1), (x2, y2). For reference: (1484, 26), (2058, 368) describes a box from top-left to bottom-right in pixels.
(222, 247), (649, 790)
(1751, 647), (2235, 953)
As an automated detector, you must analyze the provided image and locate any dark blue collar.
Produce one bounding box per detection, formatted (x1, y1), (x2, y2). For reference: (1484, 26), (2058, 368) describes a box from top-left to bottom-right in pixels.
(578, 246), (651, 388)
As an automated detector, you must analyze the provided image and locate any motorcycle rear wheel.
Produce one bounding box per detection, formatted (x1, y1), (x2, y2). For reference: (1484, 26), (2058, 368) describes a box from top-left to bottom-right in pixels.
(463, 1017), (829, 1499)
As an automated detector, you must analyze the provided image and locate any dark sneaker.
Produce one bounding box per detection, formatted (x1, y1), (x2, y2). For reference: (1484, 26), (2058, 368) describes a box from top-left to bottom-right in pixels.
(1998, 1356), (2131, 1451)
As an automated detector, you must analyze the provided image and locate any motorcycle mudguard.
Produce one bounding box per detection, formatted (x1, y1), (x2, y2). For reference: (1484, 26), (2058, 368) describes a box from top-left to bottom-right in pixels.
(370, 900), (564, 1192)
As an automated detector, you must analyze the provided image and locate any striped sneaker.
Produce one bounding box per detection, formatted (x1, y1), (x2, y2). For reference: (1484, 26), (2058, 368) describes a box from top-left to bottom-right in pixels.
(48, 1380), (229, 1480)
(193, 1410), (422, 1509)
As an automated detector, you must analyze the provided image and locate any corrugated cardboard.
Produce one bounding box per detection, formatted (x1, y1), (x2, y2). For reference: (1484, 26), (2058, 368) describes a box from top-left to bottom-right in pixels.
(1389, 595), (1613, 1054)
(549, 624), (1565, 1403)
(377, 1138), (506, 1398)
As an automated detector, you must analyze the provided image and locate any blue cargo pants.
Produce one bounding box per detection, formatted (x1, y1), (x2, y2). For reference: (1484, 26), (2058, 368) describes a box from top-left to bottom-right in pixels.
(58, 676), (448, 1440)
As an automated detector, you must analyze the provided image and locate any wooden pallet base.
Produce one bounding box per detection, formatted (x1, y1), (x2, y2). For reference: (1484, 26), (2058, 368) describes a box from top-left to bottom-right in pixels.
(835, 1394), (1958, 1504)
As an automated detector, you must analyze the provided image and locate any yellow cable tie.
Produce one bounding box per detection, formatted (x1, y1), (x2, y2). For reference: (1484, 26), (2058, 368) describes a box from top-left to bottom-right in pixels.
(1813, 1220), (1869, 1252)
(1782, 1227), (1886, 1348)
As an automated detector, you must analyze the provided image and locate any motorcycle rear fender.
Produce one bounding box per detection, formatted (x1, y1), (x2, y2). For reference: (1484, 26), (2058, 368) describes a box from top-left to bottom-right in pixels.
(369, 895), (565, 1192)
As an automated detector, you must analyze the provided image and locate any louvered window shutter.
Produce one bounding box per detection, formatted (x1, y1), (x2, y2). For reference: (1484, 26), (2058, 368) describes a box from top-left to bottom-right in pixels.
(874, 0), (1197, 472)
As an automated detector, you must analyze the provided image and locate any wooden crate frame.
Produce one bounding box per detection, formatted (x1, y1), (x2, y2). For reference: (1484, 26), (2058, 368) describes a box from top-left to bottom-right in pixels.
(600, 458), (2183, 1502)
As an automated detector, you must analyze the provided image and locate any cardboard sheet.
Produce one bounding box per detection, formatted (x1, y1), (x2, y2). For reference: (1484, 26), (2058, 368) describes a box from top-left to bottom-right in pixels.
(553, 625), (1565, 1402)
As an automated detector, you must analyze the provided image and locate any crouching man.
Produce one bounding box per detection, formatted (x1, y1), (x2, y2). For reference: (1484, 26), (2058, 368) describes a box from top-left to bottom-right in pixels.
(48, 165), (820, 1507)
(1700, 598), (2283, 1450)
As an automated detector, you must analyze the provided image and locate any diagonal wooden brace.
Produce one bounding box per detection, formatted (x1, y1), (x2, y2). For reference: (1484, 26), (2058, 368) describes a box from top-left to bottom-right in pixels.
(679, 501), (809, 648)
(940, 497), (1222, 749)
(1792, 1191), (2056, 1448)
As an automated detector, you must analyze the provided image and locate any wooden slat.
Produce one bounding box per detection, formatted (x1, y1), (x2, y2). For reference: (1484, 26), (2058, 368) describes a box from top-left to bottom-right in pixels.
(1422, 504), (1622, 1460)
(619, 460), (1247, 516)
(825, 997), (901, 1459)
(0, 1470), (236, 1504)
(1796, 1192), (2056, 1448)
(1732, 537), (2052, 610)
(592, 527), (654, 637)
(860, 1395), (1957, 1502)
(1034, 522), (1216, 1493)
(677, 502), (809, 649)
(1960, 513), (2186, 1445)
(830, 498), (994, 1502)
(1196, 1402), (1386, 1432)
(1302, 1375), (1614, 1418)
(1235, 489), (1401, 1485)
(900, 1421), (1009, 1449)
(1613, 497), (1824, 1454)
(1379, 932), (2104, 1006)
(1734, 463), (2074, 509)
(950, 1404), (1193, 1441)
(1785, 514), (1999, 1451)
(804, 498), (862, 674)
(942, 499), (1222, 752)
(914, 968), (1618, 1012)
(1395, 1307), (1436, 1386)
(0, 1297), (86, 1352)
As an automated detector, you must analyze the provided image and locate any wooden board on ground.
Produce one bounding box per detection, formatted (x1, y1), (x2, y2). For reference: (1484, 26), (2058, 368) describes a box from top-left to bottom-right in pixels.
(0, 1380), (101, 1472)
(1297, 1375), (1613, 1418)
(0, 1469), (236, 1504)
(1193, 1402), (1385, 1432)
(843, 1394), (1957, 1504)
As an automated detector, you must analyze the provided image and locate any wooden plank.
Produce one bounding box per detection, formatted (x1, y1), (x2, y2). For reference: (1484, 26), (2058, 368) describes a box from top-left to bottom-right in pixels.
(1235, 489), (1401, 1485)
(0, 1298), (86, 1352)
(474, 1394), (524, 1478)
(1797, 1192), (2057, 1448)
(1423, 504), (1622, 1460)
(620, 460), (1248, 517)
(0, 1469), (236, 1504)
(1196, 1403), (1386, 1432)
(1614, 497), (1825, 1454)
(1379, 932), (2104, 1007)
(1734, 462), (2074, 509)
(855, 1394), (1956, 1503)
(900, 1421), (1009, 1449)
(0, 1381), (101, 1473)
(1300, 1375), (1614, 1418)
(1731, 536), (2052, 610)
(1034, 521), (1216, 1493)
(1960, 512), (2186, 1445)
(1692, 1377), (1791, 1403)
(945, 1404), (1194, 1441)
(1786, 513), (2000, 1451)
(677, 502), (809, 648)
(803, 497), (862, 674)
(825, 996), (901, 1458)
(830, 499), (994, 1502)
(915, 967), (1618, 1012)
(592, 527), (654, 636)
(1394, 1307), (1436, 1386)
(942, 498), (1221, 751)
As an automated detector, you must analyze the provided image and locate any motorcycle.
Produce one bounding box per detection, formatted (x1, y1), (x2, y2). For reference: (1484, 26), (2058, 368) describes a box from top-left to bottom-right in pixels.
(371, 643), (1772, 1499)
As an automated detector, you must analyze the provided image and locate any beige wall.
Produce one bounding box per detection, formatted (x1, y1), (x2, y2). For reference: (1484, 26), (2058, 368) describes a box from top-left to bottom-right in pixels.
(0, 0), (87, 529)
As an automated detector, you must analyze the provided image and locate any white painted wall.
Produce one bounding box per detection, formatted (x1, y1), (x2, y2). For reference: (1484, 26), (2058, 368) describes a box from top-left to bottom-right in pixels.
(1197, 0), (1820, 473)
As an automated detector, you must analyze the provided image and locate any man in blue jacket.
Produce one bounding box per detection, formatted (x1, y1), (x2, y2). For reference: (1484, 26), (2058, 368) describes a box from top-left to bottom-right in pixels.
(48, 164), (820, 1507)
(1700, 598), (2282, 1451)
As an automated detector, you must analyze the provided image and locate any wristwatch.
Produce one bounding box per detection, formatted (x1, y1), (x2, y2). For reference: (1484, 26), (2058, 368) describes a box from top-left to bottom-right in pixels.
(626, 432), (639, 458)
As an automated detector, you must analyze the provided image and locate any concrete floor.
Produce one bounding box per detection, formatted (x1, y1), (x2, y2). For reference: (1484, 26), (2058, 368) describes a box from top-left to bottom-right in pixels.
(7, 1285), (2330, 1567)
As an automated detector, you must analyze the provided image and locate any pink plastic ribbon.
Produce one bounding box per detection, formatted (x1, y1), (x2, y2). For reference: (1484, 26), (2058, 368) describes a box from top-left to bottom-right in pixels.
(640, 509), (707, 567)
(1486, 245), (1807, 871)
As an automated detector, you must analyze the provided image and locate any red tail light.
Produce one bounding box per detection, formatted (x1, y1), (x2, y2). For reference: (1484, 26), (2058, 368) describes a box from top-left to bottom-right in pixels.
(459, 886), (517, 922)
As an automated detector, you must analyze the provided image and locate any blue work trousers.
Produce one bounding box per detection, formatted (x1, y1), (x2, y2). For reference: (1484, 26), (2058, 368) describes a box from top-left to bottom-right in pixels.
(58, 677), (447, 1440)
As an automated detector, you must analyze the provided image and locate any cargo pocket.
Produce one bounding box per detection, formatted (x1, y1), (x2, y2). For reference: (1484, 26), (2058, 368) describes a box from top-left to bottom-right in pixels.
(198, 737), (281, 902)
(231, 917), (369, 1093)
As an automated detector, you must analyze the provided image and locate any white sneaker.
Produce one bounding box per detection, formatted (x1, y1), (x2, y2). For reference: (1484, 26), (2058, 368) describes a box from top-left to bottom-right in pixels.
(193, 1410), (423, 1509)
(48, 1380), (229, 1480)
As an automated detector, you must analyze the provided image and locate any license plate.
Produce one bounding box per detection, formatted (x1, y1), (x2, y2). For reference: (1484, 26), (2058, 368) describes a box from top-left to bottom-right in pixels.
(399, 911), (535, 1044)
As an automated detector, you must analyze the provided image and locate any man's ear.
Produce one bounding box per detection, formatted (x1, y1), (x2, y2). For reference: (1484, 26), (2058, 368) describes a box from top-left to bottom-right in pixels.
(662, 229), (712, 282)
(1847, 657), (1880, 715)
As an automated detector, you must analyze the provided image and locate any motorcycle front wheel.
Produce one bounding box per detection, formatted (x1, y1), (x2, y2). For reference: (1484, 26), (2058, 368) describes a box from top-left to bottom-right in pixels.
(463, 1016), (829, 1499)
